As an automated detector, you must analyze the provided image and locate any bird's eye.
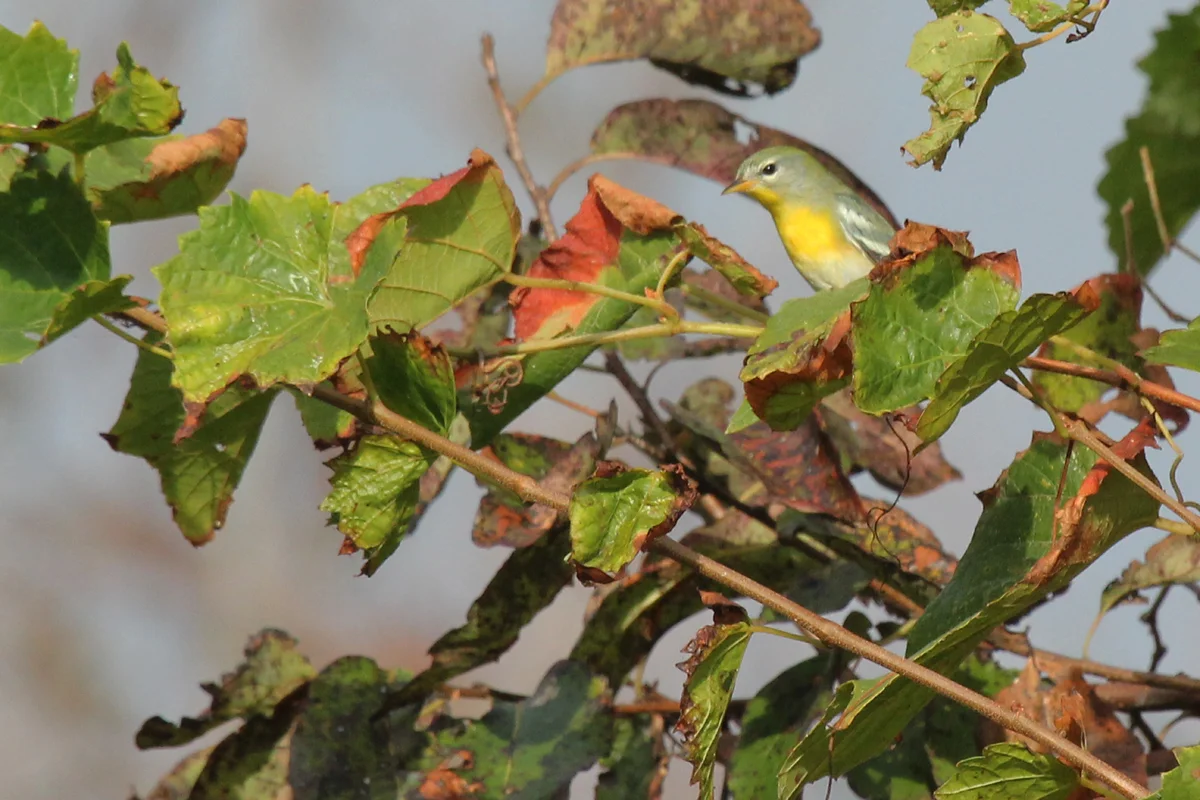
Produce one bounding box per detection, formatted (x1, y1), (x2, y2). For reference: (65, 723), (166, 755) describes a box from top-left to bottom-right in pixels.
(761, 162), (777, 176)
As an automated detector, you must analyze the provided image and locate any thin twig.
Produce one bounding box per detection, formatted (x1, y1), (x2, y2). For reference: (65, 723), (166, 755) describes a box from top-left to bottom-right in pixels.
(1142, 586), (1172, 672)
(545, 390), (603, 418)
(545, 152), (643, 205)
(1141, 146), (1200, 265)
(1023, 356), (1200, 415)
(503, 272), (677, 319)
(493, 320), (763, 356)
(481, 34), (558, 239)
(94, 316), (172, 359)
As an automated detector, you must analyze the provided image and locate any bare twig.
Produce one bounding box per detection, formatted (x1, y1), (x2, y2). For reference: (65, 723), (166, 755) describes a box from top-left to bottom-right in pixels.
(545, 153), (643, 205)
(1023, 356), (1200, 415)
(481, 34), (558, 239)
(1142, 585), (1172, 672)
(1141, 146), (1200, 265)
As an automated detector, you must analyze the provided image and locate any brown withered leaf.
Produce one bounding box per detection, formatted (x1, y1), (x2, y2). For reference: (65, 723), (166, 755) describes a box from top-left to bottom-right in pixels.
(817, 389), (961, 496)
(546, 1), (819, 97)
(472, 432), (600, 548)
(990, 663), (1147, 788)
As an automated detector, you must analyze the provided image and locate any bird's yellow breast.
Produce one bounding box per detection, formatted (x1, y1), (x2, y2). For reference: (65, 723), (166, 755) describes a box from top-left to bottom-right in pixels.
(775, 205), (856, 264)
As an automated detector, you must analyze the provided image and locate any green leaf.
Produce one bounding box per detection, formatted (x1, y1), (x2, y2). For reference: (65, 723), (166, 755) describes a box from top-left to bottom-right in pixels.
(157, 181), (415, 401)
(382, 528), (573, 708)
(1157, 744), (1200, 800)
(0, 42), (181, 152)
(84, 118), (247, 223)
(1099, 7), (1200, 276)
(0, 167), (117, 363)
(592, 98), (899, 226)
(927, 0), (988, 14)
(569, 467), (681, 573)
(104, 338), (276, 544)
(739, 278), (866, 430)
(1100, 534), (1200, 616)
(422, 661), (612, 797)
(320, 435), (436, 566)
(545, 0), (819, 96)
(917, 291), (1093, 443)
(0, 22), (78, 125)
(292, 386), (357, 448)
(1032, 275), (1143, 412)
(135, 629), (315, 749)
(779, 427), (1159, 792)
(725, 654), (845, 798)
(186, 710), (298, 800)
(852, 247), (1019, 414)
(1144, 317), (1200, 372)
(1008, 0), (1087, 33)
(364, 328), (456, 437)
(677, 598), (752, 799)
(288, 657), (397, 800)
(596, 716), (668, 799)
(364, 149), (519, 333)
(933, 742), (1078, 800)
(778, 682), (863, 798)
(904, 12), (1026, 169)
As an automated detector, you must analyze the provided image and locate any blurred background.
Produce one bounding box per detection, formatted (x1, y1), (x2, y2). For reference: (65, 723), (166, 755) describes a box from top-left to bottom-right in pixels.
(1, 1), (1198, 797)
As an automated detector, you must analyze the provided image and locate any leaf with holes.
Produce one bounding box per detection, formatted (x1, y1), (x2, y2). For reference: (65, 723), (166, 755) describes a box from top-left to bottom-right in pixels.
(545, 0), (819, 96)
(904, 12), (1026, 169)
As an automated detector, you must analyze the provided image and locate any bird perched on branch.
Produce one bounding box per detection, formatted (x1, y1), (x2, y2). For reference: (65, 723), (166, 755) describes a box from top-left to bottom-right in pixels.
(723, 146), (896, 291)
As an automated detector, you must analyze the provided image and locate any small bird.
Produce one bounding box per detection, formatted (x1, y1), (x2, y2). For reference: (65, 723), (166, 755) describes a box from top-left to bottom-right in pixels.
(723, 146), (896, 291)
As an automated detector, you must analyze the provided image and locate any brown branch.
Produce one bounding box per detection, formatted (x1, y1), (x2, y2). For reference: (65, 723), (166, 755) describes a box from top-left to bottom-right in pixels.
(1023, 355), (1200, 415)
(303, 386), (1150, 798)
(480, 34), (557, 240)
(106, 305), (1154, 797)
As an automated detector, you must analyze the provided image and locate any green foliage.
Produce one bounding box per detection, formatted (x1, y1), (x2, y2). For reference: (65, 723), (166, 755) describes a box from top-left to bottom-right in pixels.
(1099, 6), (1200, 276)
(1155, 745), (1200, 799)
(933, 742), (1078, 799)
(3, 8), (1196, 800)
(904, 12), (1026, 169)
(917, 292), (1093, 443)
(853, 246), (1019, 413)
(568, 466), (680, 573)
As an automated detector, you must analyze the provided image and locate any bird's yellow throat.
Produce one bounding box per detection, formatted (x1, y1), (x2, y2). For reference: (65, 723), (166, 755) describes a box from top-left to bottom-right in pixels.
(745, 185), (856, 265)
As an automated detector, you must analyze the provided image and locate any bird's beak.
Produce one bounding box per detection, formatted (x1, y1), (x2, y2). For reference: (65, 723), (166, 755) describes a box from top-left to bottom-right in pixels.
(722, 178), (755, 195)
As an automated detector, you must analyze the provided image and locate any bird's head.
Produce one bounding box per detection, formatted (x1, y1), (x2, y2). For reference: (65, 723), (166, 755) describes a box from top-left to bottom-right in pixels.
(722, 146), (823, 211)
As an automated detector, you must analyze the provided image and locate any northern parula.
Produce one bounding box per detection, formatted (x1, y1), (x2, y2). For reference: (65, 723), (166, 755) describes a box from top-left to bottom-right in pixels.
(723, 146), (896, 291)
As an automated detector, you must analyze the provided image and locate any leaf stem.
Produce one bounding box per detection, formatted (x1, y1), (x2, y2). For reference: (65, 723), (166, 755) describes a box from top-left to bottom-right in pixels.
(502, 272), (676, 319)
(481, 34), (557, 239)
(1016, 0), (1109, 51)
(496, 320), (762, 356)
(513, 72), (558, 118)
(545, 152), (642, 204)
(93, 316), (172, 359)
(682, 282), (771, 324)
(653, 249), (690, 316)
(748, 624), (819, 646)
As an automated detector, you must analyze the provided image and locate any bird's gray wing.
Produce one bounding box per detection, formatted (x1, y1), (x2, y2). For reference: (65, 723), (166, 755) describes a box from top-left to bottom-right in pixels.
(834, 192), (896, 265)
